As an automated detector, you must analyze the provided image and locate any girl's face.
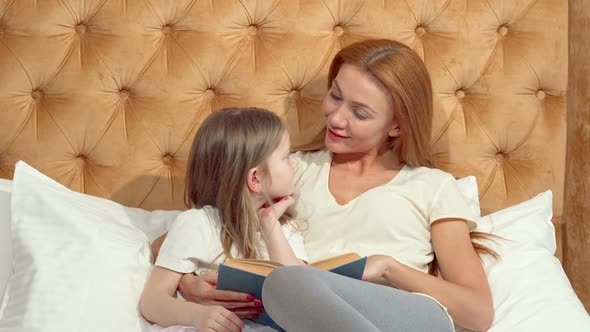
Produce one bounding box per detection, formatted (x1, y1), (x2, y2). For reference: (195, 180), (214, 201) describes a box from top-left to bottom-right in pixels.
(322, 63), (400, 155)
(262, 132), (297, 199)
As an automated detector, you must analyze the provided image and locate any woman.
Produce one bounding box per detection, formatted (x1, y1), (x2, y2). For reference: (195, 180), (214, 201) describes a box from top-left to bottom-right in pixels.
(154, 39), (494, 332)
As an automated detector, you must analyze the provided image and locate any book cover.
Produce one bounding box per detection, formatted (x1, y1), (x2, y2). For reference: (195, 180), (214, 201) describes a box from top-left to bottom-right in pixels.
(216, 254), (367, 331)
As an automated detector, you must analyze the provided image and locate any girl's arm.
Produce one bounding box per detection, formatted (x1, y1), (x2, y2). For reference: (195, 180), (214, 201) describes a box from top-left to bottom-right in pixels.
(140, 266), (244, 331)
(151, 232), (262, 316)
(363, 219), (493, 332)
(258, 196), (305, 266)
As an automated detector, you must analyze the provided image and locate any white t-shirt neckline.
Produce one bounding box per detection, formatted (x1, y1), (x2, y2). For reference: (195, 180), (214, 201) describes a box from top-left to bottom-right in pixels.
(324, 151), (409, 207)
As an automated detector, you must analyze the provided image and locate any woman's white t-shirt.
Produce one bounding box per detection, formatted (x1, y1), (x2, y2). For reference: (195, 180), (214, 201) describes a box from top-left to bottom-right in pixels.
(156, 205), (308, 275)
(291, 149), (476, 273)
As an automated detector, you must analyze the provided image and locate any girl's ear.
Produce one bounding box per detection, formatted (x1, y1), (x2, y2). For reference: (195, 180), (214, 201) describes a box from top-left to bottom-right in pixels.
(246, 167), (263, 193)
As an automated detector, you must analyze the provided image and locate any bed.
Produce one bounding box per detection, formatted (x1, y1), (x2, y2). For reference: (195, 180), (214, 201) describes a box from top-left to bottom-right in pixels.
(0, 0), (589, 331)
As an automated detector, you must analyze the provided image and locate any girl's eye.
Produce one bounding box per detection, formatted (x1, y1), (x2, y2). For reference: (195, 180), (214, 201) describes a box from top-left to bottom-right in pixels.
(353, 108), (368, 120)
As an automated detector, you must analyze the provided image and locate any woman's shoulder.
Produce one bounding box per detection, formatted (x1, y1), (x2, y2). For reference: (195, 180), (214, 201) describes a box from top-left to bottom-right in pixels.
(291, 148), (331, 180)
(402, 165), (455, 185)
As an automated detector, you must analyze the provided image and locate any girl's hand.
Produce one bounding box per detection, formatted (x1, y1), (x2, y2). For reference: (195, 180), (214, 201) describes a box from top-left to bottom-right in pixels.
(362, 255), (396, 283)
(179, 272), (263, 319)
(192, 305), (244, 332)
(258, 196), (294, 232)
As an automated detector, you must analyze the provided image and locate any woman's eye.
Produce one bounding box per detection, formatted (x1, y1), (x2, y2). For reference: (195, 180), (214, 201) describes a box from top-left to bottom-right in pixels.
(353, 108), (368, 120)
(330, 92), (342, 101)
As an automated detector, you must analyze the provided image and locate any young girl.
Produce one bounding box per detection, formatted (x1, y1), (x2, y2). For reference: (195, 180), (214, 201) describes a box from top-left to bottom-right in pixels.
(139, 107), (306, 332)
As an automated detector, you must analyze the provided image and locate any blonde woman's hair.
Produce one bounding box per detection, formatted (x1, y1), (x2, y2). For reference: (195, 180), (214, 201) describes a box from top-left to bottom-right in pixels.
(185, 107), (288, 259)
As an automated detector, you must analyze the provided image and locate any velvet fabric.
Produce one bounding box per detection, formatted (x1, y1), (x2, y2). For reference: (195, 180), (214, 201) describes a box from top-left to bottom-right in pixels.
(0, 0), (584, 309)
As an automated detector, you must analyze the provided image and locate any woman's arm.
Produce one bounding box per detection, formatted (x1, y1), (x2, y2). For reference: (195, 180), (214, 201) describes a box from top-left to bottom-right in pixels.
(140, 266), (244, 331)
(363, 219), (493, 332)
(151, 233), (263, 317)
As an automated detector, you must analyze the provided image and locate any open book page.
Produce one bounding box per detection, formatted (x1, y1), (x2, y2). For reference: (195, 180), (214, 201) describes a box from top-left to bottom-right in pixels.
(309, 252), (362, 270)
(223, 252), (362, 276)
(222, 259), (283, 276)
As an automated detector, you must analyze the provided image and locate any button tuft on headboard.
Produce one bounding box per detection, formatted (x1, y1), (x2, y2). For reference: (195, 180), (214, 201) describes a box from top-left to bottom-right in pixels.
(75, 155), (87, 168)
(75, 24), (86, 35)
(119, 89), (130, 101)
(497, 25), (509, 37)
(31, 89), (43, 102)
(203, 88), (216, 101)
(162, 25), (173, 36)
(536, 90), (546, 100)
(455, 89), (466, 99)
(415, 26), (427, 37)
(333, 25), (344, 36)
(247, 25), (259, 36)
(162, 154), (174, 167)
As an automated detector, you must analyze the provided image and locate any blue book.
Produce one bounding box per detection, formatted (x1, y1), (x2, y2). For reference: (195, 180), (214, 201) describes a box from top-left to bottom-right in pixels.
(217, 253), (367, 331)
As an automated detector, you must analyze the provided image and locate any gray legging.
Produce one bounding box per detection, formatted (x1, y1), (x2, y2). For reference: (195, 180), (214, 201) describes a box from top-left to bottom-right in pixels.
(261, 266), (454, 332)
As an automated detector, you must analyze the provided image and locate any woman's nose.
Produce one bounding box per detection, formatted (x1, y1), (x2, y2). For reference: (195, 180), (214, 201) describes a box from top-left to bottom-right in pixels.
(327, 106), (347, 129)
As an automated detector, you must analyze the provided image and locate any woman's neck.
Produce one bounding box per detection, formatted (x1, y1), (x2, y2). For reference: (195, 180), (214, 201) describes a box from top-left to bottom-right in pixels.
(331, 148), (403, 176)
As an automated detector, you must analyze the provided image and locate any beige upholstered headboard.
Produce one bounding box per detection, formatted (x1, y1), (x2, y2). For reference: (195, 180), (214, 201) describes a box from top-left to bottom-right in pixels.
(1, 0), (587, 309)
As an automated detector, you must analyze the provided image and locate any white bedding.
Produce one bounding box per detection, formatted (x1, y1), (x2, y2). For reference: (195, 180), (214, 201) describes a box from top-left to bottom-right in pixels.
(0, 163), (589, 331)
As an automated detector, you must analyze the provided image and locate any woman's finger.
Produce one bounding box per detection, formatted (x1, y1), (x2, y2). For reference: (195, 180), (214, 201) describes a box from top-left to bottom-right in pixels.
(231, 305), (265, 316)
(204, 288), (256, 303)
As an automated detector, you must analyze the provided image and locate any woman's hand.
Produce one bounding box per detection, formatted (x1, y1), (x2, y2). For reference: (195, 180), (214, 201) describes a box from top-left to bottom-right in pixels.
(179, 272), (263, 319)
(192, 305), (244, 332)
(258, 196), (294, 234)
(362, 255), (396, 283)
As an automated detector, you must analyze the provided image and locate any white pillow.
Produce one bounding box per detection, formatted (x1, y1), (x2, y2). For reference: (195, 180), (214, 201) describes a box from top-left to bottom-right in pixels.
(125, 207), (180, 243)
(468, 191), (590, 332)
(0, 161), (154, 332)
(0, 174), (480, 326)
(0, 179), (12, 317)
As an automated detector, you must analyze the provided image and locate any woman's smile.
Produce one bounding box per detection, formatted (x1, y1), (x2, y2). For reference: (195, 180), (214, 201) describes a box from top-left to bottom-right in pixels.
(327, 128), (349, 141)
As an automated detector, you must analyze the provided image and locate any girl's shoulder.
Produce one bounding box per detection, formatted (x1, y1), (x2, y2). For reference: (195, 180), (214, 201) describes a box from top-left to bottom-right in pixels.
(175, 205), (219, 224)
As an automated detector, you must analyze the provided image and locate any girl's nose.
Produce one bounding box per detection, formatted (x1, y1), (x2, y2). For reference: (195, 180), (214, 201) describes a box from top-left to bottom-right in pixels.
(289, 156), (298, 169)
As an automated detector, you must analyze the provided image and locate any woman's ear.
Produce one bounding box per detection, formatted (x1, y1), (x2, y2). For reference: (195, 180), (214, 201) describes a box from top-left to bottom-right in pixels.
(246, 167), (263, 193)
(388, 123), (401, 138)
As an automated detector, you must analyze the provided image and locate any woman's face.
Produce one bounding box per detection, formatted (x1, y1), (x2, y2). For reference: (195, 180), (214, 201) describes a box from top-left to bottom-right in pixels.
(322, 63), (400, 155)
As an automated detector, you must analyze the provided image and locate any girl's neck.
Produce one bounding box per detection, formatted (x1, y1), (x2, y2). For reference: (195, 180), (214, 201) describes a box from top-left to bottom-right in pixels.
(252, 193), (266, 209)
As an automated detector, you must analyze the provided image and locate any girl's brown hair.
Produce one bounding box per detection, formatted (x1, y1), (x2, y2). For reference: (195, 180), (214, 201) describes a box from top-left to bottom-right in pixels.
(185, 107), (287, 260)
(301, 39), (497, 273)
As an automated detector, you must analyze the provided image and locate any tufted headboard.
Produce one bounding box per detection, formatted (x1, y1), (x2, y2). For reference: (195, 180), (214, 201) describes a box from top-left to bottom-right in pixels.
(1, 0), (588, 309)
